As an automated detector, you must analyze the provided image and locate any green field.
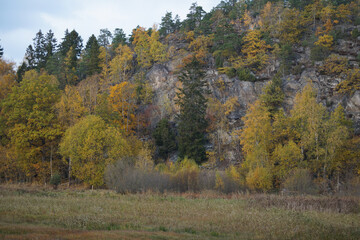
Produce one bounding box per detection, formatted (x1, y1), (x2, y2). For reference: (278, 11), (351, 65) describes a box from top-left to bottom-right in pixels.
(1, 185), (360, 239)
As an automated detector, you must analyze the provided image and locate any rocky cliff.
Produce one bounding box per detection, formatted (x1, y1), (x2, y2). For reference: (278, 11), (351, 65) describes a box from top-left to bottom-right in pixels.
(144, 24), (360, 166)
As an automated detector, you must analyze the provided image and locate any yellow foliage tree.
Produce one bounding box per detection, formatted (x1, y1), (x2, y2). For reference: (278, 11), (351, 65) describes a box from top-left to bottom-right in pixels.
(110, 44), (134, 83)
(183, 32), (214, 65)
(272, 140), (302, 181)
(246, 166), (272, 191)
(133, 27), (152, 68)
(290, 82), (327, 172)
(133, 26), (168, 68)
(319, 54), (348, 76)
(315, 34), (333, 49)
(277, 8), (302, 44)
(0, 59), (16, 101)
(232, 29), (270, 70)
(56, 85), (88, 127)
(149, 26), (168, 63)
(109, 81), (137, 134)
(336, 68), (360, 94)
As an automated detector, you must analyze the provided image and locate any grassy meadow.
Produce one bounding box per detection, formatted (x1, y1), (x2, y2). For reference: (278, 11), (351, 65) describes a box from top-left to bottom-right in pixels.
(1, 185), (360, 240)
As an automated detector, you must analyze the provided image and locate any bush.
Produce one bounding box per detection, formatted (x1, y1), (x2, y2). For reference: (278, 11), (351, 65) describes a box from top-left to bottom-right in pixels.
(246, 166), (272, 192)
(283, 169), (318, 195)
(310, 45), (330, 62)
(219, 67), (237, 78)
(236, 68), (256, 82)
(352, 28), (360, 39)
(50, 173), (61, 189)
(105, 160), (170, 193)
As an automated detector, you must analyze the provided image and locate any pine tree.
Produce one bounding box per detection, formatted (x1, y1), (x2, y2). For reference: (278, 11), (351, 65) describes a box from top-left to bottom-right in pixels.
(111, 28), (127, 51)
(176, 58), (208, 164)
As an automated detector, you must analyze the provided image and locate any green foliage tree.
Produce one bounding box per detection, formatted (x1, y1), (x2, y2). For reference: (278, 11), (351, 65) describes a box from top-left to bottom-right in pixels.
(260, 75), (284, 116)
(33, 30), (46, 70)
(25, 45), (36, 70)
(153, 118), (177, 160)
(111, 28), (127, 51)
(59, 29), (83, 69)
(159, 12), (181, 36)
(44, 30), (57, 64)
(0, 40), (3, 58)
(176, 58), (208, 164)
(82, 34), (101, 77)
(184, 2), (206, 31)
(98, 28), (113, 67)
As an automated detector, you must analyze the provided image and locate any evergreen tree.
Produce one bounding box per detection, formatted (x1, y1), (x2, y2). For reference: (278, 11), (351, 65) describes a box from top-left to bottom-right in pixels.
(159, 12), (181, 36)
(153, 118), (177, 160)
(16, 62), (28, 82)
(98, 28), (112, 66)
(33, 30), (46, 69)
(83, 34), (101, 77)
(112, 28), (127, 51)
(44, 30), (57, 64)
(176, 58), (208, 164)
(184, 2), (206, 31)
(25, 45), (36, 69)
(59, 29), (83, 69)
(0, 40), (3, 58)
(260, 75), (284, 117)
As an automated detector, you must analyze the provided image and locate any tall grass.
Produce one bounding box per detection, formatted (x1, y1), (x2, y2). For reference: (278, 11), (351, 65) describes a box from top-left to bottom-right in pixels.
(1, 185), (360, 239)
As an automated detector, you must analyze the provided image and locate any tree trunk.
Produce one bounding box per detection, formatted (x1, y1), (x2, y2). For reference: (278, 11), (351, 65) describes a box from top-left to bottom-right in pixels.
(50, 145), (53, 177)
(68, 157), (71, 187)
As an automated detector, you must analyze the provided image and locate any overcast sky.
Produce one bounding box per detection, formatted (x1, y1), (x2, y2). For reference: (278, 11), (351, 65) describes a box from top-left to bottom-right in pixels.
(0, 0), (219, 66)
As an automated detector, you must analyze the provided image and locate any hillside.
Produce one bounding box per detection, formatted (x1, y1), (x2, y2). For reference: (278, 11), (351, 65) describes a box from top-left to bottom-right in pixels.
(0, 0), (359, 193)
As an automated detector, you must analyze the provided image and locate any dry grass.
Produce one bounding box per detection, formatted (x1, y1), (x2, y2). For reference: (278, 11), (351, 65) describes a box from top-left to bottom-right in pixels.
(1, 185), (360, 239)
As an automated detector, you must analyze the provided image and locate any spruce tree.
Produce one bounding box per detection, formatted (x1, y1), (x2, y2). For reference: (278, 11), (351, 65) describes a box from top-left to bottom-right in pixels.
(83, 34), (101, 77)
(33, 30), (46, 69)
(176, 58), (208, 164)
(25, 45), (36, 69)
(153, 118), (177, 160)
(44, 30), (57, 64)
(0, 40), (3, 58)
(59, 29), (83, 69)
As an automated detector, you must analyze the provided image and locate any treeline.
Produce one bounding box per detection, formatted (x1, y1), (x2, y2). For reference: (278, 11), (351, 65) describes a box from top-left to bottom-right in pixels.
(0, 0), (359, 193)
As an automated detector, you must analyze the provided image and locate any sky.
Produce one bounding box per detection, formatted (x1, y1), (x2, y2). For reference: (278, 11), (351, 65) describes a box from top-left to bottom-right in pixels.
(0, 0), (219, 66)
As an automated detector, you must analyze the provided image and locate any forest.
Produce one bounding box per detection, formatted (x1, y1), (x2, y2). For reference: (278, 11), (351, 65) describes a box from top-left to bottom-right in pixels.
(0, 0), (359, 194)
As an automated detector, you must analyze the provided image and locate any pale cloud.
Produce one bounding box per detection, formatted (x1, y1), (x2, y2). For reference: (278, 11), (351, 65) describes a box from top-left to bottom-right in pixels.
(1, 28), (35, 63)
(1, 0), (219, 66)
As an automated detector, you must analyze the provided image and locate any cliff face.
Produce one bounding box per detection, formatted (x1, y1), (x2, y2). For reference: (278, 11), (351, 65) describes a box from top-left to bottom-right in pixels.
(145, 24), (360, 165)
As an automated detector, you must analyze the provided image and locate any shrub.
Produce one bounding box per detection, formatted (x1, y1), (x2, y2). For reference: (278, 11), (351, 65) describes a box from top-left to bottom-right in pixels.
(219, 67), (237, 78)
(283, 168), (318, 195)
(171, 158), (199, 192)
(50, 173), (61, 189)
(352, 28), (360, 39)
(105, 160), (170, 193)
(318, 54), (348, 76)
(246, 166), (273, 192)
(310, 45), (330, 62)
(236, 68), (256, 82)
